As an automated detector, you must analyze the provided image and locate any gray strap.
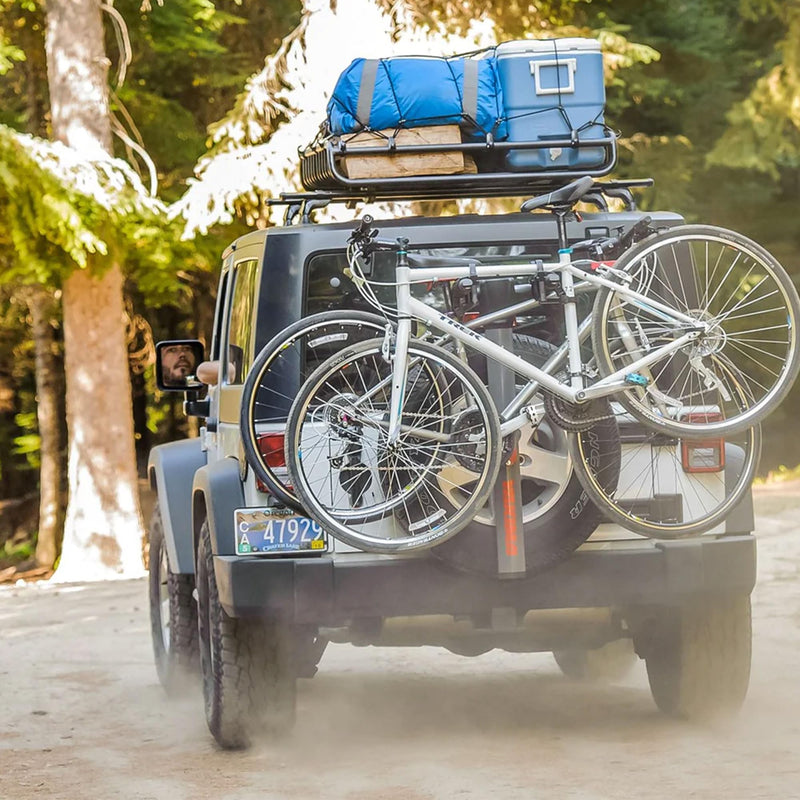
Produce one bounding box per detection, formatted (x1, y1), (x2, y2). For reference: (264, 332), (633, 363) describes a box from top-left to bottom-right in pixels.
(356, 59), (380, 129)
(462, 59), (479, 122)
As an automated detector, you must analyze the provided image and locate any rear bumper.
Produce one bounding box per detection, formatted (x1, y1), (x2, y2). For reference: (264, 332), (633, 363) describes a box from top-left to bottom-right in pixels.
(214, 535), (756, 623)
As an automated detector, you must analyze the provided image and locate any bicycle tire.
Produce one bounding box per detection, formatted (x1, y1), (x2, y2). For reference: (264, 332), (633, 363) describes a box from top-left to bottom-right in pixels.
(240, 310), (388, 510)
(569, 359), (761, 537)
(592, 224), (800, 437)
(285, 338), (502, 554)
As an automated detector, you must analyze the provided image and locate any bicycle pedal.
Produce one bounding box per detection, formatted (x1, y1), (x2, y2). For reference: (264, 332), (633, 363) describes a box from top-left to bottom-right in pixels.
(625, 373), (650, 387)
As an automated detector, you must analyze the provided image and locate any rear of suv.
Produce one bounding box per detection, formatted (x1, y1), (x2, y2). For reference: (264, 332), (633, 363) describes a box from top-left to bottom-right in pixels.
(147, 204), (756, 748)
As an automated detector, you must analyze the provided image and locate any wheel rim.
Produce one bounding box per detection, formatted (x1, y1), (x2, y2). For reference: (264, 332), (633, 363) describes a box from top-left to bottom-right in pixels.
(439, 415), (573, 526)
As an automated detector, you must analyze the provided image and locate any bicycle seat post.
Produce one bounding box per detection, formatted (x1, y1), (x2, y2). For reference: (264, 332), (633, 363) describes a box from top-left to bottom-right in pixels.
(550, 205), (586, 395)
(551, 205), (572, 251)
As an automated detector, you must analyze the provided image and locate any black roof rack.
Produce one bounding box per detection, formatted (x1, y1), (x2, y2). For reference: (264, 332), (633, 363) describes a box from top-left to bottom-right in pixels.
(269, 177), (654, 225)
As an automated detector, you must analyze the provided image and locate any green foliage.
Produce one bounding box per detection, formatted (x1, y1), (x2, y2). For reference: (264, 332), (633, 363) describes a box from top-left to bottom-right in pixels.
(707, 8), (800, 177)
(0, 537), (33, 566)
(0, 290), (38, 496)
(0, 0), (47, 134)
(0, 32), (24, 74)
(0, 0), (28, 75)
(0, 124), (150, 282)
(113, 87), (207, 199)
(0, 124), (214, 306)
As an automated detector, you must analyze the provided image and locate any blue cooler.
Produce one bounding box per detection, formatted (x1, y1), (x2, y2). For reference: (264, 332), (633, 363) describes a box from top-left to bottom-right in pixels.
(495, 38), (609, 172)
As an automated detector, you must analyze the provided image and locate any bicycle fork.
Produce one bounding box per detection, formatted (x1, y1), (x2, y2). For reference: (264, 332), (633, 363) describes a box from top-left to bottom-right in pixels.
(388, 251), (413, 445)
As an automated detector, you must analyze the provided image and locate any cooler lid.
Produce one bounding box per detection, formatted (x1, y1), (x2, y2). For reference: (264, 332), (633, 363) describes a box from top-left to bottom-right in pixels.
(496, 38), (601, 56)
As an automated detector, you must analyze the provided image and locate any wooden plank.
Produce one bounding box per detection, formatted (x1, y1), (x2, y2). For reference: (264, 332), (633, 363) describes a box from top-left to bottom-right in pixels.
(339, 125), (471, 179)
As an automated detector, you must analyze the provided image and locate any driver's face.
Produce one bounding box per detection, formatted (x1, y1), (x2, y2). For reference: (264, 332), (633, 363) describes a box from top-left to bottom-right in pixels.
(162, 344), (195, 379)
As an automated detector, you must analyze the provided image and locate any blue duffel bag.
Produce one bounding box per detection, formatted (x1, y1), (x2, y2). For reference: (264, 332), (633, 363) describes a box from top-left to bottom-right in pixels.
(326, 55), (507, 140)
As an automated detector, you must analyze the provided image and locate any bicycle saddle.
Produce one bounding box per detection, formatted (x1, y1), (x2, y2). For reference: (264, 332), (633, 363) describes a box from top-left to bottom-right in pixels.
(519, 175), (595, 213)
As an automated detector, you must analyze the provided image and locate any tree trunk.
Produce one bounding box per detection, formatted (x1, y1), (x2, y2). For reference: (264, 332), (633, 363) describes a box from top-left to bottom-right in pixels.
(44, 0), (145, 580)
(25, 287), (67, 569)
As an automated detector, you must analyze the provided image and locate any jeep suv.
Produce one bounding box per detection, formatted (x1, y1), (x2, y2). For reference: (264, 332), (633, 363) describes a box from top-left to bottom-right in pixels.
(147, 198), (756, 749)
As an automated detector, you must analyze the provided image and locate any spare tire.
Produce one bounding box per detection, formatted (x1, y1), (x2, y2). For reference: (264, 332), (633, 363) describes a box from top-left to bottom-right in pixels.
(433, 335), (620, 577)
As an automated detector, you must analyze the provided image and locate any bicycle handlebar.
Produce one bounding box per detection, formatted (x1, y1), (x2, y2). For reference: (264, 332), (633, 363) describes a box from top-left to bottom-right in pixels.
(348, 211), (655, 271)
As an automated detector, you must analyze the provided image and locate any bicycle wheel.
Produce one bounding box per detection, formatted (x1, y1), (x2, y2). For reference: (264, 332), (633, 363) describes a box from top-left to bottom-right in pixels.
(240, 310), (388, 509)
(592, 224), (800, 437)
(569, 360), (761, 537)
(285, 338), (502, 553)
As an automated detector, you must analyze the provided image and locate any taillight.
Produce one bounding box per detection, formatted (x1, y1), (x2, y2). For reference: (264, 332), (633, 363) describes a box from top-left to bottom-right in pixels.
(257, 432), (286, 469)
(255, 432), (288, 494)
(680, 412), (725, 473)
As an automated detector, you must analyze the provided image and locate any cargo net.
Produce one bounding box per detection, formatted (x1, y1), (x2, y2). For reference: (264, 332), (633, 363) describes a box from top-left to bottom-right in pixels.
(299, 42), (616, 193)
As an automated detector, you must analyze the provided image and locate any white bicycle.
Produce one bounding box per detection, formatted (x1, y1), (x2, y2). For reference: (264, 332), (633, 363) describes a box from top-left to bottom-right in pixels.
(277, 178), (796, 552)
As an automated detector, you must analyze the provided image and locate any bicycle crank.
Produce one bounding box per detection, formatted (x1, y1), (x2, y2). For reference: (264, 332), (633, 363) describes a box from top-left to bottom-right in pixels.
(544, 393), (614, 432)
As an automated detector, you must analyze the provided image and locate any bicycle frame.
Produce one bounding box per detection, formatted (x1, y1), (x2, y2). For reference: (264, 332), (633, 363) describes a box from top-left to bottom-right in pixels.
(384, 252), (707, 444)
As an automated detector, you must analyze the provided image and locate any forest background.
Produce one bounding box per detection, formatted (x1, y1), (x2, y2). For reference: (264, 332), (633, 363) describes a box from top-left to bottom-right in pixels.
(1, 0), (799, 576)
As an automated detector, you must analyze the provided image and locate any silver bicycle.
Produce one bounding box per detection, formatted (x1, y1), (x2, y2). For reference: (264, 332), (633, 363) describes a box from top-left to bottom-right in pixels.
(282, 180), (797, 552)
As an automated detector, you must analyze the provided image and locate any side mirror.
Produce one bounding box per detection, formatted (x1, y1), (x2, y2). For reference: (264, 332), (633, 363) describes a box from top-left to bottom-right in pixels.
(155, 340), (205, 391)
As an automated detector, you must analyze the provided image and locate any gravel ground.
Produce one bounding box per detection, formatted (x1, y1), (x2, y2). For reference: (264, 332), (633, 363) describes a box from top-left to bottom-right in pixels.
(1, 484), (799, 800)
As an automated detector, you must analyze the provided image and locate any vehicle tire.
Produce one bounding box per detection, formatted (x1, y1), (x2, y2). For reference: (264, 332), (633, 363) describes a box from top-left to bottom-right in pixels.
(148, 502), (198, 694)
(592, 225), (800, 437)
(433, 335), (621, 576)
(286, 338), (502, 554)
(642, 595), (751, 721)
(241, 310), (388, 510)
(196, 521), (296, 749)
(553, 638), (637, 682)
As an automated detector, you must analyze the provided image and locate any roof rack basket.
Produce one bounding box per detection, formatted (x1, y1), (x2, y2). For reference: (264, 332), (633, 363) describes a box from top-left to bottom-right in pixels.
(299, 131), (618, 198)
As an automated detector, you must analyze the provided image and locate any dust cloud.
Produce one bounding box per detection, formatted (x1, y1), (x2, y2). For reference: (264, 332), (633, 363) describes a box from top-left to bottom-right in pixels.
(1, 484), (800, 799)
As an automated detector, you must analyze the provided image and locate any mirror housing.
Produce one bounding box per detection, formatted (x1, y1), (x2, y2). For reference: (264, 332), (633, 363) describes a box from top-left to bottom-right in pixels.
(155, 340), (205, 392)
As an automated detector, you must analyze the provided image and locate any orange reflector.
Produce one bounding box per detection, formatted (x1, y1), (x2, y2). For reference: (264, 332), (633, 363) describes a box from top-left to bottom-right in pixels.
(680, 413), (725, 473)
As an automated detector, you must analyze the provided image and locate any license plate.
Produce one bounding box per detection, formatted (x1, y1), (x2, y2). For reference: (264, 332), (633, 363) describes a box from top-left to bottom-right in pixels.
(234, 508), (328, 555)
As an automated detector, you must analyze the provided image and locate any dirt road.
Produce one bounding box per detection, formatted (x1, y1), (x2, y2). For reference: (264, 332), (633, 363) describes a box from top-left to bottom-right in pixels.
(2, 486), (800, 800)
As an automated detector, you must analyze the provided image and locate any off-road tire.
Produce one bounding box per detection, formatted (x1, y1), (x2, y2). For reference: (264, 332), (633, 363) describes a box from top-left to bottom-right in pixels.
(196, 521), (296, 749)
(148, 503), (198, 694)
(642, 595), (751, 721)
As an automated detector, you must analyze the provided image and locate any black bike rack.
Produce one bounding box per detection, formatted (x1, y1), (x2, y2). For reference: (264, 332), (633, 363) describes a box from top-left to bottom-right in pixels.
(479, 279), (528, 578)
(268, 178), (655, 226)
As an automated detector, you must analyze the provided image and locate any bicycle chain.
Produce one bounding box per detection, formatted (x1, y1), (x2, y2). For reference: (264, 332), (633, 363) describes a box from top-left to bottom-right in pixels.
(543, 392), (614, 432)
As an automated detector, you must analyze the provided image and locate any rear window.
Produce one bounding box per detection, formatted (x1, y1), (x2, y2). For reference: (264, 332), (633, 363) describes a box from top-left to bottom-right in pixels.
(305, 244), (534, 317)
